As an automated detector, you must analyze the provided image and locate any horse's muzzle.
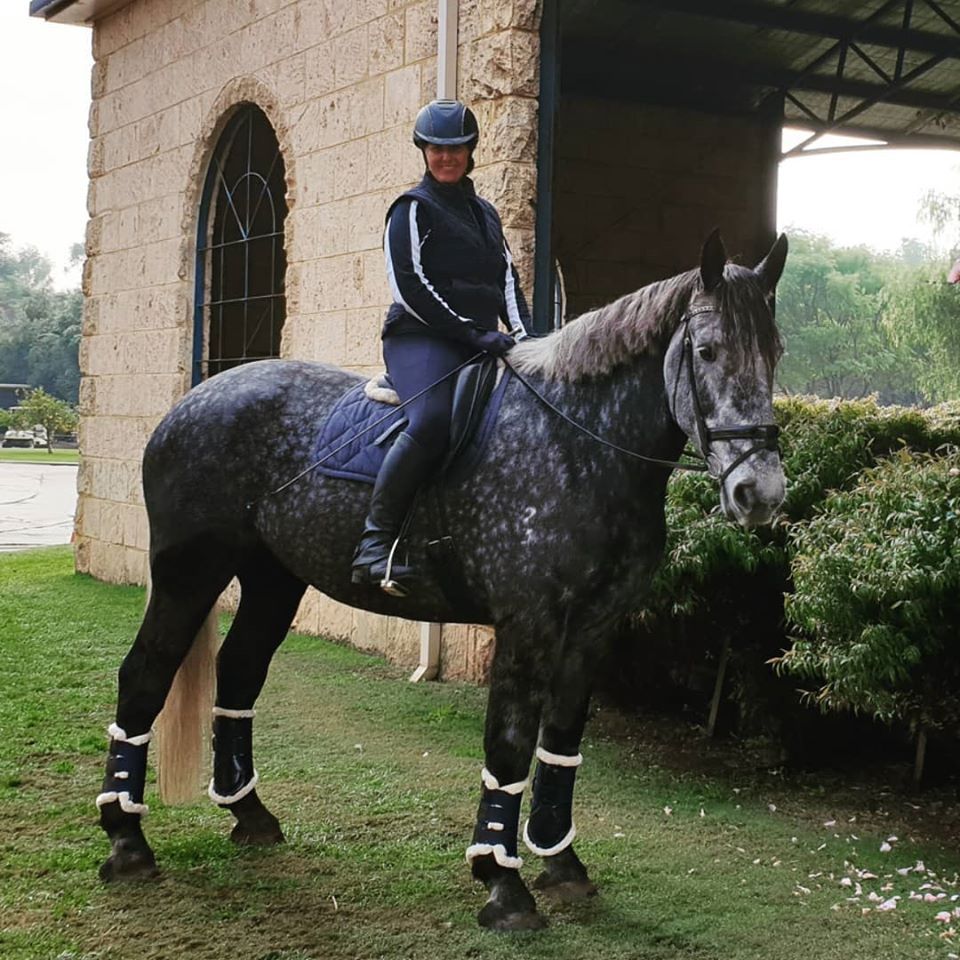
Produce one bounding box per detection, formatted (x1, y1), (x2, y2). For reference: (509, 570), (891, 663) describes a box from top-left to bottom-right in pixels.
(721, 459), (785, 528)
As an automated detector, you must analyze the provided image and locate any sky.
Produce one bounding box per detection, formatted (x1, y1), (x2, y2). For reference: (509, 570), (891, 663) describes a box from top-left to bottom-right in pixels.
(2, 5), (960, 290)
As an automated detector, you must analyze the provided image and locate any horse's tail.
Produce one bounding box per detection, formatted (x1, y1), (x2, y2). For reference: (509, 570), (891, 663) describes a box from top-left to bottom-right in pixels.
(154, 574), (220, 804)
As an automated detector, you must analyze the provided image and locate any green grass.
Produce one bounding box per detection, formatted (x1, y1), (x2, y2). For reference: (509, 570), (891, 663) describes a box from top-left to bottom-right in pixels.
(0, 448), (79, 464)
(1, 547), (959, 960)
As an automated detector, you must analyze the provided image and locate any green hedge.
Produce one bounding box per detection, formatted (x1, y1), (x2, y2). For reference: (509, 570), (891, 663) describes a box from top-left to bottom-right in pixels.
(620, 397), (960, 745)
(781, 449), (960, 730)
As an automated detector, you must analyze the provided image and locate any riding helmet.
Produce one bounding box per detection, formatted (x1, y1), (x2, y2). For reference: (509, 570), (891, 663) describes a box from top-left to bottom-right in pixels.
(412, 99), (479, 149)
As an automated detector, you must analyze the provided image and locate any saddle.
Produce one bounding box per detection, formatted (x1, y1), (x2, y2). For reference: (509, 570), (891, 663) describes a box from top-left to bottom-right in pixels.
(314, 357), (506, 485)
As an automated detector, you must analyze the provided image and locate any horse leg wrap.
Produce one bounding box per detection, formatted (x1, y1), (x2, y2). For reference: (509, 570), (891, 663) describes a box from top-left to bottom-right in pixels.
(96, 723), (151, 816)
(208, 708), (259, 805)
(523, 747), (582, 857)
(465, 768), (528, 870)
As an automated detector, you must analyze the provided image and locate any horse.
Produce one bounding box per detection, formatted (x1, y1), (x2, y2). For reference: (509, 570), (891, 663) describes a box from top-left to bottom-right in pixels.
(95, 230), (788, 931)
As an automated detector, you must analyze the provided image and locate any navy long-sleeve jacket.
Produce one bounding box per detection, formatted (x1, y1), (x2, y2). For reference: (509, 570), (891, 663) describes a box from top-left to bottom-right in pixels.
(381, 173), (531, 347)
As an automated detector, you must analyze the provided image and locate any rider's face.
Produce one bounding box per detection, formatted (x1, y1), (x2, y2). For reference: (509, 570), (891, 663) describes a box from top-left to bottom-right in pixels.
(425, 144), (469, 184)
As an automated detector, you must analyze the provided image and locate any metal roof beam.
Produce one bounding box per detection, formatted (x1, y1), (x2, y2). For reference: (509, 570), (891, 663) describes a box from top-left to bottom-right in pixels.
(563, 40), (960, 113)
(625, 0), (960, 56)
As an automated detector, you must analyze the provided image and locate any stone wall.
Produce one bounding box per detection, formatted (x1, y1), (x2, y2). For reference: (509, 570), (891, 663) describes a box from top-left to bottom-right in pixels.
(76, 0), (541, 681)
(553, 97), (780, 318)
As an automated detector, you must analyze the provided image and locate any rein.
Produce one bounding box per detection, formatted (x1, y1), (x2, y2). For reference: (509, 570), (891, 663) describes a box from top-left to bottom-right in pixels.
(506, 304), (780, 482)
(502, 358), (709, 473)
(249, 301), (780, 510)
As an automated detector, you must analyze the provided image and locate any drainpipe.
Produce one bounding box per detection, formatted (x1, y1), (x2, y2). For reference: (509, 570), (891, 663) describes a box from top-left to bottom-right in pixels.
(437, 0), (458, 99)
(410, 0), (458, 685)
(410, 622), (443, 683)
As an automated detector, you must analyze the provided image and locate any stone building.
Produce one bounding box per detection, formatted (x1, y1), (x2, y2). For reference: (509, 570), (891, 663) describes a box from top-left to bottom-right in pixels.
(33, 0), (960, 680)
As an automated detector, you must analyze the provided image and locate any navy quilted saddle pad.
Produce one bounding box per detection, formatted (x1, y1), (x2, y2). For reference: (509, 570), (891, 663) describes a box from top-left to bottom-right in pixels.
(314, 361), (510, 485)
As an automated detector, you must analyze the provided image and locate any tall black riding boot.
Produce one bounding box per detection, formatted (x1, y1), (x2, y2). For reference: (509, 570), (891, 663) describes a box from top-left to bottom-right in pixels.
(351, 431), (434, 597)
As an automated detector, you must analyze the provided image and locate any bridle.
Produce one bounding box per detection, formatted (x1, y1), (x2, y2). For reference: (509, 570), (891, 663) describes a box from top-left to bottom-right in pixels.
(672, 304), (780, 484)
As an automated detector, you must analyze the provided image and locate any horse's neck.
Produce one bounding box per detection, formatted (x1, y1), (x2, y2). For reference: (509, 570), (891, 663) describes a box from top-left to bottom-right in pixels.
(531, 354), (685, 469)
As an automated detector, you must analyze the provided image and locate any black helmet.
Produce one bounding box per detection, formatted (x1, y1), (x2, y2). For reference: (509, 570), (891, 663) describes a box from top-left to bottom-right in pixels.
(413, 99), (479, 149)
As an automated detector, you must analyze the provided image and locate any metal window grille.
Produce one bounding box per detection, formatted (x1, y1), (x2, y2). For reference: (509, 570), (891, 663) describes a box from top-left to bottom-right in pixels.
(193, 105), (288, 384)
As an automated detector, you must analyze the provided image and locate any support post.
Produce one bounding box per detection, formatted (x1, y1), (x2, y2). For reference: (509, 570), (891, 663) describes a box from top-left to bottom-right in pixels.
(533, 0), (561, 334)
(913, 727), (927, 789)
(706, 635), (732, 739)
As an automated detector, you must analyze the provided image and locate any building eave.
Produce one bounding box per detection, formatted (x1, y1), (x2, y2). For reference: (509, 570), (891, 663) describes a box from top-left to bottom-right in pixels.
(29, 0), (136, 26)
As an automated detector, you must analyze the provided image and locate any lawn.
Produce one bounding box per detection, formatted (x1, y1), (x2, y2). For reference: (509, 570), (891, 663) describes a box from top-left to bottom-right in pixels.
(1, 547), (958, 960)
(0, 448), (79, 465)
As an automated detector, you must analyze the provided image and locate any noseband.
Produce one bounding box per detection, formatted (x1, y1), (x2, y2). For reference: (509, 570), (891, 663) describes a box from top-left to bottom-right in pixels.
(675, 305), (780, 485)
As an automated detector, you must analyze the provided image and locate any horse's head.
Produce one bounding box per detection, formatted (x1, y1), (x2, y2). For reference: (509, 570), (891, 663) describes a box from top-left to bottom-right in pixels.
(665, 231), (788, 528)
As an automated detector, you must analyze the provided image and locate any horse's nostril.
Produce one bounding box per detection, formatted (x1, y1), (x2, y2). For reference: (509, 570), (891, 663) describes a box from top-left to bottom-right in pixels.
(733, 480), (756, 513)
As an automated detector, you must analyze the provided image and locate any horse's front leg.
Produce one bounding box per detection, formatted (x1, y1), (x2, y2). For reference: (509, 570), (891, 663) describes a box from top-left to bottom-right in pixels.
(467, 634), (545, 931)
(525, 650), (598, 901)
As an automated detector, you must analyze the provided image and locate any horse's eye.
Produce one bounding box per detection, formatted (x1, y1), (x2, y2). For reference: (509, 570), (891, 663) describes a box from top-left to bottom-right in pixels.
(697, 344), (717, 362)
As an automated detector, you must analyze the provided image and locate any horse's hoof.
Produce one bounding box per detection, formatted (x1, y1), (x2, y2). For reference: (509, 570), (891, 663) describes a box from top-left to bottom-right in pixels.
(230, 822), (285, 846)
(478, 900), (547, 931)
(533, 873), (598, 902)
(98, 850), (158, 883)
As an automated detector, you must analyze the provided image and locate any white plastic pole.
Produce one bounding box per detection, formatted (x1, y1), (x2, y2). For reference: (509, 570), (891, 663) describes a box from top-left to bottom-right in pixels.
(410, 622), (442, 682)
(437, 0), (459, 99)
(410, 0), (459, 685)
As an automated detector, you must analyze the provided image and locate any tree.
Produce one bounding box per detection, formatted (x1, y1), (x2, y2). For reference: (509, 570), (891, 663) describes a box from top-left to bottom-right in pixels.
(0, 233), (82, 403)
(775, 231), (923, 404)
(10, 387), (78, 452)
(884, 264), (960, 402)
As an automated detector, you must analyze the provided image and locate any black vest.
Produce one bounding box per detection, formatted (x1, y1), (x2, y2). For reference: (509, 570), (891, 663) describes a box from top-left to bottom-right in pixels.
(383, 174), (508, 338)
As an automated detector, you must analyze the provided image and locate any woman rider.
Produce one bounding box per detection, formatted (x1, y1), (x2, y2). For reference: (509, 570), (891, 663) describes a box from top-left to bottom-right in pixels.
(351, 99), (532, 596)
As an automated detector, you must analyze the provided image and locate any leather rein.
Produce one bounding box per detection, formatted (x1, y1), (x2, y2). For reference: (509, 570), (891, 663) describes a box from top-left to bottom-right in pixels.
(506, 303), (780, 481)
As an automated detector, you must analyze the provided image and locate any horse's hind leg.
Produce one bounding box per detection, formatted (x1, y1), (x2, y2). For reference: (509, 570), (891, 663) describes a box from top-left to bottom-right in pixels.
(99, 539), (235, 882)
(209, 549), (306, 846)
(526, 657), (598, 902)
(467, 628), (546, 931)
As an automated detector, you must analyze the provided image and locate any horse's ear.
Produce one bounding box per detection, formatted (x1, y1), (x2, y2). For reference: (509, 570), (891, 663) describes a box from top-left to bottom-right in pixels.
(755, 233), (789, 295)
(700, 229), (726, 292)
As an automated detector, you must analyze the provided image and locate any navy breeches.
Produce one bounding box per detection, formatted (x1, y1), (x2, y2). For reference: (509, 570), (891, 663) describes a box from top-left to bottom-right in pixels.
(382, 334), (477, 461)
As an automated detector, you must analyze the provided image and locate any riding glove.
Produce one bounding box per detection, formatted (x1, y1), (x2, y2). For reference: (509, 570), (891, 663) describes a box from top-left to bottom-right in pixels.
(472, 330), (515, 357)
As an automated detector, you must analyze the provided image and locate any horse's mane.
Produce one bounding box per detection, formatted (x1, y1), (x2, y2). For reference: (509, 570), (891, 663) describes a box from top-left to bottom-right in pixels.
(510, 263), (782, 382)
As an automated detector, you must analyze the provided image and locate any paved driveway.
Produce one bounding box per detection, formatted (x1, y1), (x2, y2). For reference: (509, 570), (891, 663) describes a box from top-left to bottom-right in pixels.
(0, 462), (78, 552)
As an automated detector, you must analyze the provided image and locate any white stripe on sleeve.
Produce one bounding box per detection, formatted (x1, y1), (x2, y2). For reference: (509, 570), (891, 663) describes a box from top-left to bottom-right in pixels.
(384, 214), (427, 325)
(503, 241), (528, 339)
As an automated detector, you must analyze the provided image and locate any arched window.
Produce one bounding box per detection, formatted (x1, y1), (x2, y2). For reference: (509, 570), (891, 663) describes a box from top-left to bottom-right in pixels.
(193, 105), (288, 383)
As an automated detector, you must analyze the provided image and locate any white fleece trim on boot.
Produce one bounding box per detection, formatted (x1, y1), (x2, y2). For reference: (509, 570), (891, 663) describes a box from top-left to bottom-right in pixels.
(465, 842), (523, 870)
(108, 723), (152, 746)
(96, 791), (149, 816)
(522, 818), (577, 857)
(480, 767), (528, 795)
(536, 746), (582, 767)
(208, 770), (259, 805)
(212, 706), (256, 719)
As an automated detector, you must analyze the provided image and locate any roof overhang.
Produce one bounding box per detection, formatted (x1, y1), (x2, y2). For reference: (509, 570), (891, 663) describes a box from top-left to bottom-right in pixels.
(29, 0), (135, 25)
(560, 0), (960, 154)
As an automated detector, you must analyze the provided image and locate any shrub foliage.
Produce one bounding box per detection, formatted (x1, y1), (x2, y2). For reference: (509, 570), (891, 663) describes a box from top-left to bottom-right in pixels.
(622, 397), (960, 746)
(781, 449), (960, 730)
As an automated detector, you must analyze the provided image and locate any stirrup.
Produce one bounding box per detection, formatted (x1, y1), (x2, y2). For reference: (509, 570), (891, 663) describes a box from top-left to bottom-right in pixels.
(379, 538), (408, 598)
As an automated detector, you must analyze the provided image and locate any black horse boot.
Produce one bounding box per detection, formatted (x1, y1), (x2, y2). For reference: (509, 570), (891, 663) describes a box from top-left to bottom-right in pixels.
(351, 431), (434, 596)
